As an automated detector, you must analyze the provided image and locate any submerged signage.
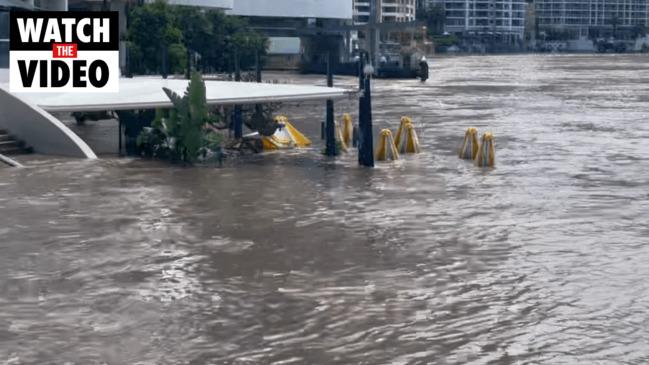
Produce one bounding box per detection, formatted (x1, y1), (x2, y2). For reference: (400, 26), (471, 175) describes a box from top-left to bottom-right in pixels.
(9, 12), (119, 92)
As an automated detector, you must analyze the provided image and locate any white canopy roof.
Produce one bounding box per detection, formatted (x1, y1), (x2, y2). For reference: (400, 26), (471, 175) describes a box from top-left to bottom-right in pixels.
(2, 77), (355, 113)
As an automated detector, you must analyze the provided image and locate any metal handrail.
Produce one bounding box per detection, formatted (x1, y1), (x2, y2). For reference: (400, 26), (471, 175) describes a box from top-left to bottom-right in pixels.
(0, 153), (24, 167)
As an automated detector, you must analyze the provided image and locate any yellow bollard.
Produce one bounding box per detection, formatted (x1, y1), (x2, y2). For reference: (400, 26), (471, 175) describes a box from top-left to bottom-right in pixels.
(394, 116), (413, 148)
(375, 129), (399, 161)
(283, 119), (312, 147)
(475, 132), (495, 167)
(262, 116), (312, 150)
(397, 122), (421, 154)
(335, 120), (349, 152)
(459, 127), (479, 160)
(342, 113), (354, 148)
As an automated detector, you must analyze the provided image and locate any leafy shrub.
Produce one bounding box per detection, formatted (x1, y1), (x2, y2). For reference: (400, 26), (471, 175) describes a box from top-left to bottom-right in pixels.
(136, 72), (225, 163)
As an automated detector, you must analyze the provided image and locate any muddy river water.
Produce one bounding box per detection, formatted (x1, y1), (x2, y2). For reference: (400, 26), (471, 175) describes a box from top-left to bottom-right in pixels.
(2, 54), (649, 364)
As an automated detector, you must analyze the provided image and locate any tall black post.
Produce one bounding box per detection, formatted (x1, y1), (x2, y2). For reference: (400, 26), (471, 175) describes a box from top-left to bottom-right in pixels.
(355, 54), (365, 149)
(358, 54), (364, 90)
(125, 44), (132, 78)
(358, 53), (365, 119)
(161, 44), (169, 79)
(254, 50), (263, 120)
(233, 49), (243, 139)
(255, 50), (262, 83)
(358, 62), (374, 167)
(185, 47), (191, 80)
(234, 48), (241, 81)
(325, 53), (336, 156)
(327, 53), (334, 88)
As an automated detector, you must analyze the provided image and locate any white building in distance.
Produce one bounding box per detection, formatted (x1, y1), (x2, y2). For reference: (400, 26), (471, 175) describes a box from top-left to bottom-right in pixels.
(535, 0), (649, 37)
(354, 0), (417, 23)
(423, 0), (527, 42)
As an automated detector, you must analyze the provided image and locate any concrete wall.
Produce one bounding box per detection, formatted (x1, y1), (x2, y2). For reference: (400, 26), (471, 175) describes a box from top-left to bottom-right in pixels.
(228, 0), (353, 19)
(566, 38), (594, 52)
(268, 37), (301, 55)
(265, 54), (301, 70)
(0, 87), (96, 158)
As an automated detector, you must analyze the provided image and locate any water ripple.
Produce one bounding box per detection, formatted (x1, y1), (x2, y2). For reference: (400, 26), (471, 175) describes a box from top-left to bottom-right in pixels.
(2, 54), (649, 364)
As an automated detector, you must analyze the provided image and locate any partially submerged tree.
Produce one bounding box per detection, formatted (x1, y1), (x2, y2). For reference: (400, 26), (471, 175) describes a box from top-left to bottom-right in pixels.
(160, 71), (208, 161)
(137, 72), (224, 163)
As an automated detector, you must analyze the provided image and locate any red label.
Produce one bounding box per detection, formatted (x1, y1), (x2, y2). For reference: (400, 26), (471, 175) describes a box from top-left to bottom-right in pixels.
(52, 43), (78, 58)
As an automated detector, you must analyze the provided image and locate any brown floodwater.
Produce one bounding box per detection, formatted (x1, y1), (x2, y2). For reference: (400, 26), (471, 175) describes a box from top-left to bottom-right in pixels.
(2, 54), (649, 364)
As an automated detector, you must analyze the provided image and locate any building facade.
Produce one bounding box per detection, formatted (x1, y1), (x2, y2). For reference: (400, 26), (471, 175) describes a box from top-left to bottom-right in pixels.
(535, 0), (649, 37)
(424, 0), (527, 41)
(354, 0), (417, 24)
(352, 0), (431, 69)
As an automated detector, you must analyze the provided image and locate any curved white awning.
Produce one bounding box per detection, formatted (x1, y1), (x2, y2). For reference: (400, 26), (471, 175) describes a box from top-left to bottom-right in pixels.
(5, 77), (356, 113)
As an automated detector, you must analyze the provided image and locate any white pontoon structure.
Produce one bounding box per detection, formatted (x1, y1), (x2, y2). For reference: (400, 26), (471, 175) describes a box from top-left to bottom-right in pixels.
(0, 77), (355, 158)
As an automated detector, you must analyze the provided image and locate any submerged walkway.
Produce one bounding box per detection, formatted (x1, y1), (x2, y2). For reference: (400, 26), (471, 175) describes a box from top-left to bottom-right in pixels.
(0, 77), (355, 158)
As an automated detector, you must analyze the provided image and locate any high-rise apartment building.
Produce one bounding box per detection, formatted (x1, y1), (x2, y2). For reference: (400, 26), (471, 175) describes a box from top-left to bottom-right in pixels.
(354, 0), (417, 24)
(422, 0), (527, 41)
(535, 0), (649, 35)
(352, 0), (431, 69)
